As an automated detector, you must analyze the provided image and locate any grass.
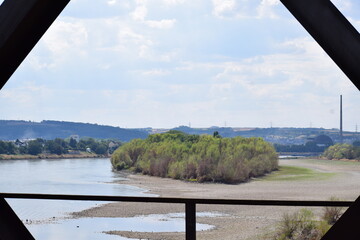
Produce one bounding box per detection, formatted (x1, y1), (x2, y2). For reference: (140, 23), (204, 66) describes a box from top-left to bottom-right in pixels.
(303, 158), (360, 166)
(259, 165), (336, 182)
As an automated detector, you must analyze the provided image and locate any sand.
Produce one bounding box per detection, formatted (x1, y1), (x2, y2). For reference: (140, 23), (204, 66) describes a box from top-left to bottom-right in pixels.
(71, 158), (360, 239)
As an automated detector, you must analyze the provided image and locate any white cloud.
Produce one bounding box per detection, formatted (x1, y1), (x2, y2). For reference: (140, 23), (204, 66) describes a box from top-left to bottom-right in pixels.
(162, 0), (185, 5)
(130, 5), (148, 21)
(212, 0), (283, 19)
(145, 19), (177, 29)
(212, 0), (236, 18)
(107, 0), (117, 6)
(141, 69), (171, 76)
(256, 0), (280, 19)
(29, 18), (89, 69)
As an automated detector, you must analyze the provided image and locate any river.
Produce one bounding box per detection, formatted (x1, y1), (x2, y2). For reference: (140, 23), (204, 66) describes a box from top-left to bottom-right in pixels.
(0, 157), (213, 239)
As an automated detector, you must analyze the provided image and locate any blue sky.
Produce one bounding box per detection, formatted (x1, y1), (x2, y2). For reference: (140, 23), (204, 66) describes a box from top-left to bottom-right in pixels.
(1, 0), (359, 130)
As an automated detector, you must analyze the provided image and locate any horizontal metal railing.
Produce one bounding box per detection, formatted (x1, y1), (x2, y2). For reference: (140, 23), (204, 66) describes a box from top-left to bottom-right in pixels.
(0, 193), (354, 240)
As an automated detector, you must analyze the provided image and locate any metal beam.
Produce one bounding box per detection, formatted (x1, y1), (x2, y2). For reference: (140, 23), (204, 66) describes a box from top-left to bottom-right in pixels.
(0, 0), (70, 88)
(185, 202), (196, 240)
(280, 0), (360, 90)
(322, 195), (360, 240)
(0, 197), (34, 240)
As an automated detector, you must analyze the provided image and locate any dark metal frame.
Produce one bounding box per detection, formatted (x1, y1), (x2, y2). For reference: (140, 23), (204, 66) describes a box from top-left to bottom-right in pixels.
(1, 0), (360, 239)
(0, 0), (70, 86)
(280, 0), (360, 89)
(0, 193), (356, 240)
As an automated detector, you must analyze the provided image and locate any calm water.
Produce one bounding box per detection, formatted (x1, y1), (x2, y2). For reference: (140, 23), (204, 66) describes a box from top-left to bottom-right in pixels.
(0, 158), (213, 239)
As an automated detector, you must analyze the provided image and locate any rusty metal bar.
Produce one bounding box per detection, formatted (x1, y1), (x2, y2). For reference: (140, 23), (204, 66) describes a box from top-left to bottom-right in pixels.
(280, 0), (360, 90)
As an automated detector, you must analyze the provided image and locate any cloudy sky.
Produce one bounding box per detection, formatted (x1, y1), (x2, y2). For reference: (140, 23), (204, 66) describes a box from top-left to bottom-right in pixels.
(1, 0), (359, 130)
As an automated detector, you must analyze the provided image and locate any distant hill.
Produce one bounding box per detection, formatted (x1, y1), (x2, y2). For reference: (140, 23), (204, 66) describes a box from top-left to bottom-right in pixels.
(1, 120), (358, 145)
(169, 126), (358, 145)
(0, 120), (148, 142)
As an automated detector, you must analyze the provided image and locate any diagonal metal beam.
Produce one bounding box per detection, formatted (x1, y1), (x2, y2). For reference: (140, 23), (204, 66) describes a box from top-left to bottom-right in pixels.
(0, 0), (70, 88)
(322, 195), (360, 240)
(0, 197), (34, 240)
(280, 0), (360, 90)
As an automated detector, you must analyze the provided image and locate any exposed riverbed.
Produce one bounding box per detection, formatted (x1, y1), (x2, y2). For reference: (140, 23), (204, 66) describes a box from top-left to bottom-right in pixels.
(1, 158), (360, 239)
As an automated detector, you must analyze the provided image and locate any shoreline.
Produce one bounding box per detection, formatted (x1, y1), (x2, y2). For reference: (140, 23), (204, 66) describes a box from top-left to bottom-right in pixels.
(70, 159), (360, 240)
(0, 153), (109, 160)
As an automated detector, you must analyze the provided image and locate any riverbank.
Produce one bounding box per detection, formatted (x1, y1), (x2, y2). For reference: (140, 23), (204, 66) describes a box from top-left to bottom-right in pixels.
(0, 153), (108, 160)
(71, 158), (360, 240)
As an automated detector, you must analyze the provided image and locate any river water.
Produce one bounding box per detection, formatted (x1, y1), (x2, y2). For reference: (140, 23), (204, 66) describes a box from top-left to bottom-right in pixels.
(0, 158), (213, 239)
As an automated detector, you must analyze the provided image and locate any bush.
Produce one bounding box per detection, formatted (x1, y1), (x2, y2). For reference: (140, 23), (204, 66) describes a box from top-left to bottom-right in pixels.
(273, 209), (330, 240)
(322, 197), (345, 225)
(111, 131), (278, 183)
(323, 144), (357, 160)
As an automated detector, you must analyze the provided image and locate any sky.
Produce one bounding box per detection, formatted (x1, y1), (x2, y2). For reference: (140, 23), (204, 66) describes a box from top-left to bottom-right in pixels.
(1, 0), (360, 130)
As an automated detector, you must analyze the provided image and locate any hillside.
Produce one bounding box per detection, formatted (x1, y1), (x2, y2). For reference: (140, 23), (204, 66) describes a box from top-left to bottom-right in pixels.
(168, 126), (358, 145)
(0, 120), (148, 142)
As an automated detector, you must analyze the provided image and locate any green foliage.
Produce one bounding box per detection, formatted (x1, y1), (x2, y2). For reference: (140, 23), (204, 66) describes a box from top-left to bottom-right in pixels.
(323, 143), (360, 160)
(273, 209), (331, 240)
(27, 140), (43, 155)
(322, 197), (345, 225)
(0, 137), (118, 156)
(69, 138), (77, 149)
(273, 196), (345, 240)
(111, 131), (278, 183)
(0, 141), (16, 154)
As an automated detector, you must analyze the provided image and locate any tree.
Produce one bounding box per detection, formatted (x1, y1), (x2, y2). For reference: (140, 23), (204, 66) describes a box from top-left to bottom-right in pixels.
(69, 138), (77, 149)
(213, 131), (221, 138)
(45, 140), (66, 155)
(27, 140), (43, 155)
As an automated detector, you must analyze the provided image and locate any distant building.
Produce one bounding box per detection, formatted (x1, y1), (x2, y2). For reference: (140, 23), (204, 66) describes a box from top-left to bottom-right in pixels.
(313, 135), (334, 148)
(70, 135), (80, 142)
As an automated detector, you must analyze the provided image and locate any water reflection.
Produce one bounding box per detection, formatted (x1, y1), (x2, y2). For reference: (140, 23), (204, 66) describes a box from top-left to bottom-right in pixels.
(29, 212), (217, 240)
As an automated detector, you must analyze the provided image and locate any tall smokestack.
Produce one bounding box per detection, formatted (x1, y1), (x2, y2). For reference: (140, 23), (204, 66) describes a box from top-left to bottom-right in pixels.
(340, 95), (343, 143)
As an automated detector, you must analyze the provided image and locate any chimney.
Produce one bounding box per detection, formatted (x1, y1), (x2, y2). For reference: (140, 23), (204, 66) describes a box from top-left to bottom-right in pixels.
(340, 95), (343, 143)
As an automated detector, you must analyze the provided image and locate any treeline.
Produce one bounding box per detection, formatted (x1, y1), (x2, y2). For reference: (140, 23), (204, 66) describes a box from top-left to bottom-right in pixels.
(274, 142), (327, 153)
(323, 143), (360, 160)
(111, 131), (278, 184)
(0, 138), (121, 156)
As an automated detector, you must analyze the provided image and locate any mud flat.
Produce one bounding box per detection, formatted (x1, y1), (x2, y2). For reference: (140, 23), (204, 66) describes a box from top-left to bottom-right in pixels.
(72, 159), (360, 240)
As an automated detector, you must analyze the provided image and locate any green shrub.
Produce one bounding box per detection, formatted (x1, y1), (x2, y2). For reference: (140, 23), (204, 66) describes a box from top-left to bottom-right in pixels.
(273, 209), (330, 240)
(323, 144), (356, 160)
(111, 131), (278, 183)
(322, 197), (345, 225)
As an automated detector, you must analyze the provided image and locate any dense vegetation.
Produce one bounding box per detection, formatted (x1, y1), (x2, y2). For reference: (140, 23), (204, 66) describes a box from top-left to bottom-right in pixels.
(111, 131), (278, 184)
(323, 143), (360, 160)
(0, 138), (121, 156)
